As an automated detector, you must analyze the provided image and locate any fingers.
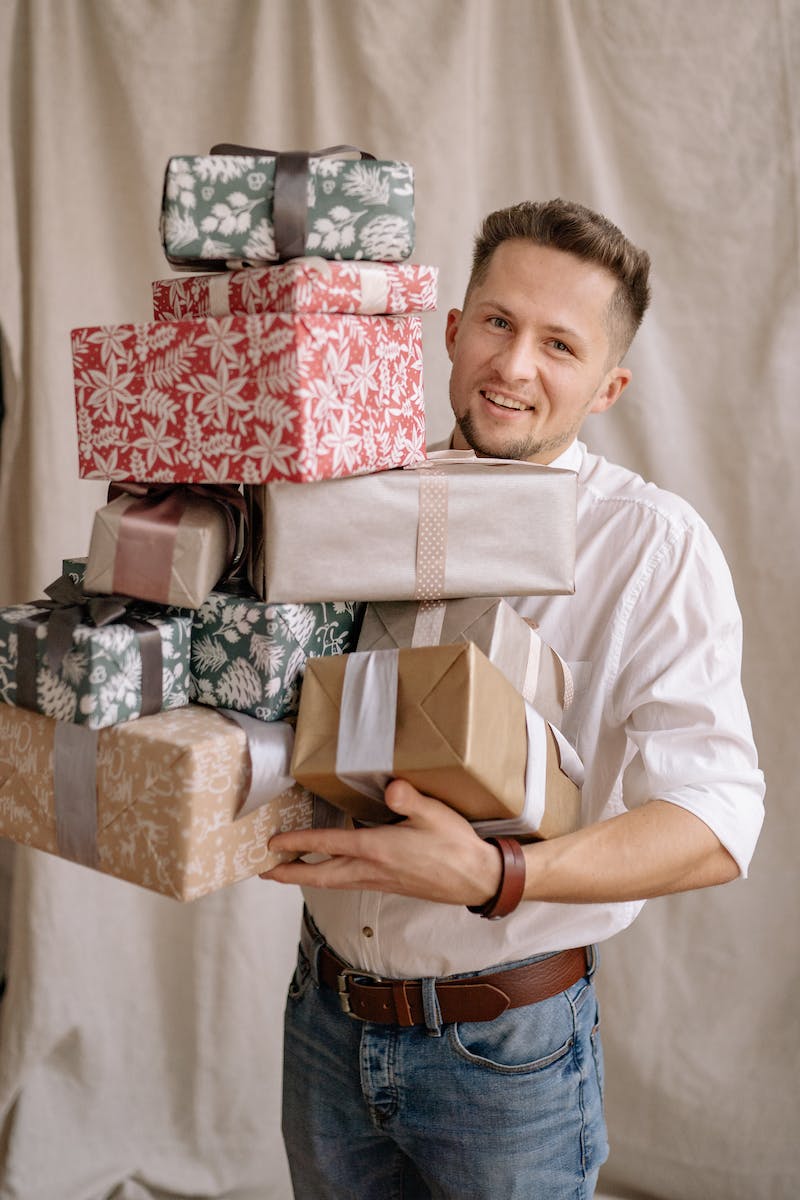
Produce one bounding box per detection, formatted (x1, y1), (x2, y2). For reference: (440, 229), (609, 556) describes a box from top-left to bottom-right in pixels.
(268, 825), (365, 858)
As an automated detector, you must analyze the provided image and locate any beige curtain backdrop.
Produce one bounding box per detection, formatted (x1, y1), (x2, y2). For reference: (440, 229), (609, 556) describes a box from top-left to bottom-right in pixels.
(0, 1), (797, 1197)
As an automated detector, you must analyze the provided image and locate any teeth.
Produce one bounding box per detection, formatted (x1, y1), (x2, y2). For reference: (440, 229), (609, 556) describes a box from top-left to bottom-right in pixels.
(483, 390), (531, 412)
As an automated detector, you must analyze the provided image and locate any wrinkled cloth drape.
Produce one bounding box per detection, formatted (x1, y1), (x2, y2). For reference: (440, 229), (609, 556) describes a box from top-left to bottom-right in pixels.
(0, 2), (797, 1198)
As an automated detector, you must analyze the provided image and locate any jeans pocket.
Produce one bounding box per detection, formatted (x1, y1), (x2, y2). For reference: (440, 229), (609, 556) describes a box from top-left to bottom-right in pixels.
(448, 991), (575, 1075)
(287, 945), (313, 1002)
(591, 1016), (605, 1100)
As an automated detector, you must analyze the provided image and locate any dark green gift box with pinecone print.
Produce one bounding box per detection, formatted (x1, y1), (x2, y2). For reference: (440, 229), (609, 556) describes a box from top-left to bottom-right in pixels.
(161, 154), (414, 269)
(60, 562), (363, 723)
(189, 593), (363, 721)
(0, 598), (191, 730)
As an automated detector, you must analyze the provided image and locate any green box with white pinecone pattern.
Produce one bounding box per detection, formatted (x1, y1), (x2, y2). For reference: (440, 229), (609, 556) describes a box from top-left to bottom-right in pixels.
(0, 601), (191, 730)
(161, 154), (415, 269)
(190, 592), (363, 721)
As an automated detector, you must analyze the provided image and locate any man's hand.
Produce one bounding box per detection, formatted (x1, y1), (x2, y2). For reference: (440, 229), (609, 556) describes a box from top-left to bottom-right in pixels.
(262, 780), (503, 907)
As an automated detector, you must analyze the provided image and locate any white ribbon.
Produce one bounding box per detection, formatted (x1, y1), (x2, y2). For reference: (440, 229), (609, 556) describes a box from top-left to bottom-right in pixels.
(335, 650), (398, 803)
(207, 273), (232, 316)
(521, 635), (543, 707)
(405, 450), (567, 471)
(404, 449), (478, 469)
(218, 710), (297, 818)
(550, 724), (584, 788)
(472, 705), (584, 838)
(557, 653), (575, 710)
(354, 262), (392, 313)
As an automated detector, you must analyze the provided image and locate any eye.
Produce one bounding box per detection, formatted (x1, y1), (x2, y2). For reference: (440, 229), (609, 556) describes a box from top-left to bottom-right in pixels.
(549, 339), (572, 355)
(488, 315), (511, 330)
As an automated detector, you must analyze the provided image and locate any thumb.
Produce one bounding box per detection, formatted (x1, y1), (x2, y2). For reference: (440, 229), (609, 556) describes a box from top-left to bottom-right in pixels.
(384, 778), (429, 820)
(384, 778), (450, 825)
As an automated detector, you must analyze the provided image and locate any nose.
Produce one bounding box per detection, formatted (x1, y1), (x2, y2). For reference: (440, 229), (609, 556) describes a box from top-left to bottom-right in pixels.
(492, 332), (539, 384)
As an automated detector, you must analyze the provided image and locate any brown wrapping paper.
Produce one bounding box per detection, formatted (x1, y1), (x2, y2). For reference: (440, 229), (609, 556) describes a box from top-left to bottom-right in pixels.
(291, 642), (529, 824)
(0, 703), (315, 901)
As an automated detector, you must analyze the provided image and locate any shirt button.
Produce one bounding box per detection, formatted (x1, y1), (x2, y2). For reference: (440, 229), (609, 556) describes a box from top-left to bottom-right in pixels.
(362, 926), (374, 938)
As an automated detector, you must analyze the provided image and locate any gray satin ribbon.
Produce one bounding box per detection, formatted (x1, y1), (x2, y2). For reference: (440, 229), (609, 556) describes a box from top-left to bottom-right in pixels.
(218, 710), (296, 818)
(209, 143), (376, 262)
(335, 650), (398, 804)
(16, 610), (163, 718)
(53, 722), (100, 868)
(273, 151), (310, 259)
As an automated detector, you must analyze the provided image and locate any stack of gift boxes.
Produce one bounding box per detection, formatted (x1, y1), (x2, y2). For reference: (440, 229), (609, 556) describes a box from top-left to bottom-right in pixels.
(0, 147), (583, 903)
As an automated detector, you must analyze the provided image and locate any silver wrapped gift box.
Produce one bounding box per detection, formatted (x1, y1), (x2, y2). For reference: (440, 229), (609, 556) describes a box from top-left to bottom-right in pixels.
(356, 596), (572, 727)
(247, 454), (577, 604)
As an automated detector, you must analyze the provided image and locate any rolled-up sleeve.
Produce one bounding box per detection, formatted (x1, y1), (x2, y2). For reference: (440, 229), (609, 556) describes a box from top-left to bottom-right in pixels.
(612, 520), (765, 876)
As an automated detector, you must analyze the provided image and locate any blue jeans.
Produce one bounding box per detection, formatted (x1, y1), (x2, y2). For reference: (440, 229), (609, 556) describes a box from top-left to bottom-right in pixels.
(282, 931), (608, 1199)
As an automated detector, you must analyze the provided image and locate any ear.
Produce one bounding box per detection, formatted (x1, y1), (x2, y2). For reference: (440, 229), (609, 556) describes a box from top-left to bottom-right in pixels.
(445, 308), (462, 363)
(590, 366), (632, 415)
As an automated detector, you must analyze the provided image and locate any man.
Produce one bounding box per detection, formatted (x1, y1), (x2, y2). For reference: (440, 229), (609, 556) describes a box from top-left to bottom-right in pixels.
(264, 200), (765, 1198)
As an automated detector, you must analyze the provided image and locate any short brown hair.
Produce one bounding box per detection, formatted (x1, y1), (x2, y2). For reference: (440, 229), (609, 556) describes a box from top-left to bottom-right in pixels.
(466, 199), (651, 360)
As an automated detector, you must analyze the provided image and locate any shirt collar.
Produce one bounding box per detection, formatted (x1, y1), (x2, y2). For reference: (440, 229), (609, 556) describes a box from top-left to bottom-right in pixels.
(547, 440), (584, 473)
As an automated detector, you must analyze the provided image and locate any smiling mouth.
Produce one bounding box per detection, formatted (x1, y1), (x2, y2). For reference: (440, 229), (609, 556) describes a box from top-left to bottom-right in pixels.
(482, 389), (535, 413)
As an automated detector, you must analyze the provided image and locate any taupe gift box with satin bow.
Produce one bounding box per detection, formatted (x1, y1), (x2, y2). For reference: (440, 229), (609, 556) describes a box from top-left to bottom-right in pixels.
(0, 703), (332, 901)
(356, 597), (571, 728)
(291, 642), (530, 825)
(248, 454), (577, 603)
(84, 485), (245, 610)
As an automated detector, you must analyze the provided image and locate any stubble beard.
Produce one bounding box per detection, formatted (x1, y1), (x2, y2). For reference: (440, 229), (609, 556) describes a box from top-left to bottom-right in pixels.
(455, 410), (576, 464)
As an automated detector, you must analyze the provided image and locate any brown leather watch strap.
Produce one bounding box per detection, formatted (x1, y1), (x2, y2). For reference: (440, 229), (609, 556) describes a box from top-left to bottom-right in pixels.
(467, 836), (527, 920)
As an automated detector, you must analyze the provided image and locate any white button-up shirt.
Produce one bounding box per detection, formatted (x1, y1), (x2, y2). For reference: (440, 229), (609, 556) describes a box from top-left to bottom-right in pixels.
(304, 440), (765, 978)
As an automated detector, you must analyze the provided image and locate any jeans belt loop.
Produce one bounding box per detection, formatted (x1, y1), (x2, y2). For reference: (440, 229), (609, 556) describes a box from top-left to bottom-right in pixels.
(420, 976), (443, 1037)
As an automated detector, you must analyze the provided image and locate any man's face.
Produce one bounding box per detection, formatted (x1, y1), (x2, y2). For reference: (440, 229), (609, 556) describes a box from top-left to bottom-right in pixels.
(446, 239), (631, 464)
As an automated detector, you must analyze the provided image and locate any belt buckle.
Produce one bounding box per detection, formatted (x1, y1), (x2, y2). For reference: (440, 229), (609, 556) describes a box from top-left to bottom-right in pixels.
(336, 967), (384, 1018)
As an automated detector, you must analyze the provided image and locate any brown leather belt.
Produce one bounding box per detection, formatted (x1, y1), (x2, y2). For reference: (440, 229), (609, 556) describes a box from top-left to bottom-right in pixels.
(302, 923), (590, 1026)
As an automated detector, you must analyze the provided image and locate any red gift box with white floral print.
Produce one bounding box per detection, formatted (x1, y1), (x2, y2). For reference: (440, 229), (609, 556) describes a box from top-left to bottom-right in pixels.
(151, 260), (438, 321)
(71, 312), (426, 484)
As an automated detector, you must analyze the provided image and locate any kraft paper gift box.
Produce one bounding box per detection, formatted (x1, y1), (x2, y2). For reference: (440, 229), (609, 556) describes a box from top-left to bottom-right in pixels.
(0, 579), (191, 730)
(152, 260), (438, 321)
(248, 452), (577, 603)
(72, 311), (425, 483)
(0, 703), (328, 901)
(291, 642), (582, 837)
(190, 593), (364, 722)
(84, 485), (245, 609)
(291, 641), (530, 825)
(356, 597), (572, 727)
(160, 151), (415, 270)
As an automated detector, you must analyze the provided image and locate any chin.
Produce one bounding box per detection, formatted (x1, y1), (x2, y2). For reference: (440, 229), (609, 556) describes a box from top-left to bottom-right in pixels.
(457, 416), (534, 462)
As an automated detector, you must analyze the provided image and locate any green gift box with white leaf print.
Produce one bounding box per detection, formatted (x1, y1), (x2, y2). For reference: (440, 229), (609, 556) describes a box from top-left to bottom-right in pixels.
(190, 592), (364, 722)
(0, 602), (192, 731)
(161, 154), (415, 269)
